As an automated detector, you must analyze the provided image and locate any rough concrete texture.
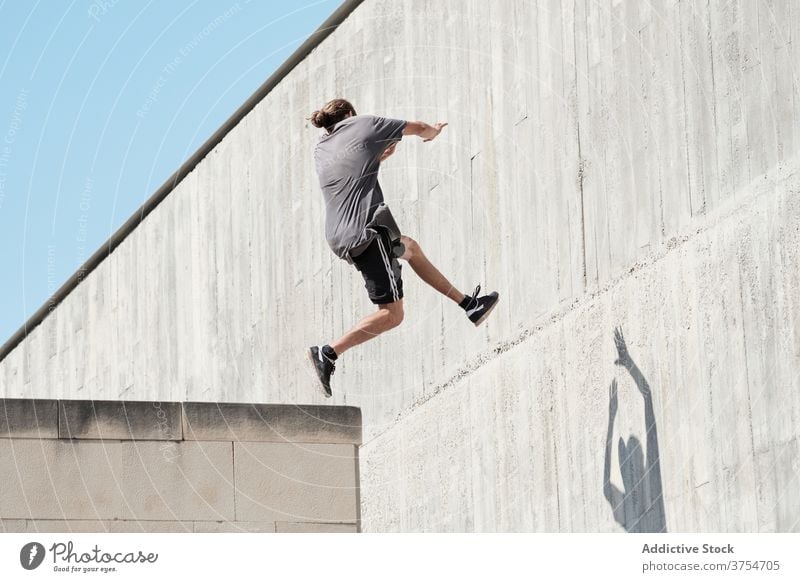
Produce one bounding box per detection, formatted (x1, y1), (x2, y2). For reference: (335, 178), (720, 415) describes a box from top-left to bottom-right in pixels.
(0, 0), (798, 531)
(361, 180), (800, 532)
(0, 399), (361, 532)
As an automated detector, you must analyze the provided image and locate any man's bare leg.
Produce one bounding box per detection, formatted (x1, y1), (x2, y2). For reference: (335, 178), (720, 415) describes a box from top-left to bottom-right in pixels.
(398, 235), (466, 304)
(329, 300), (404, 356)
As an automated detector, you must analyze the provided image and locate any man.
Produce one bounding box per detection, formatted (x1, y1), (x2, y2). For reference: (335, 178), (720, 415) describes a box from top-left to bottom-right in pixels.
(307, 98), (499, 397)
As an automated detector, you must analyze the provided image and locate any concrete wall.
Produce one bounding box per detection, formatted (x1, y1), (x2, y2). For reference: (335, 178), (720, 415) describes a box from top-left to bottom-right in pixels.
(362, 174), (800, 532)
(1, 0), (799, 531)
(0, 399), (361, 533)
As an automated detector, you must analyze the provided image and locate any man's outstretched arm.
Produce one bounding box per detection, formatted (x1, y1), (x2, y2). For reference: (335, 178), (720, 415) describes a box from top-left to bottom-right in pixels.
(403, 120), (448, 142)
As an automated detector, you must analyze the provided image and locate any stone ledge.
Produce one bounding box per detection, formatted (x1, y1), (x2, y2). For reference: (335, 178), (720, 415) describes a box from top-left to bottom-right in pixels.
(0, 399), (58, 438)
(59, 400), (182, 441)
(0, 399), (362, 444)
(182, 403), (362, 445)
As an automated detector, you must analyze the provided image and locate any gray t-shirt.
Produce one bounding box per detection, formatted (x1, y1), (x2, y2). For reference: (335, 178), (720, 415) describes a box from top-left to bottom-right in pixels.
(313, 114), (407, 259)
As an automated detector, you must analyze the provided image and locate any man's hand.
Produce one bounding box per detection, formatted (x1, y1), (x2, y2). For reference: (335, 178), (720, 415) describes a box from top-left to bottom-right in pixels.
(403, 121), (448, 142)
(423, 122), (448, 142)
(379, 142), (397, 162)
(613, 327), (630, 368)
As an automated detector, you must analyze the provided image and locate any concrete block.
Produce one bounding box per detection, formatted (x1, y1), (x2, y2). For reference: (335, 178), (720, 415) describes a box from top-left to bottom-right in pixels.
(59, 400), (182, 441)
(104, 520), (193, 533)
(0, 439), (234, 521)
(1, 519), (193, 533)
(4, 518), (288, 533)
(193, 520), (276, 532)
(0, 399), (58, 438)
(182, 403), (362, 445)
(0, 519), (28, 532)
(275, 521), (358, 533)
(42, 520), (117, 533)
(234, 442), (358, 523)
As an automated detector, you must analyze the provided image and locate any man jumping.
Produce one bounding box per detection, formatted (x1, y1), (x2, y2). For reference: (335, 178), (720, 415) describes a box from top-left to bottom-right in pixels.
(307, 98), (499, 397)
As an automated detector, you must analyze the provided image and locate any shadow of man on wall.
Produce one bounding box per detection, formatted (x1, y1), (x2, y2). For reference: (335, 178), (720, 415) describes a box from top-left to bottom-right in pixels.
(603, 327), (667, 532)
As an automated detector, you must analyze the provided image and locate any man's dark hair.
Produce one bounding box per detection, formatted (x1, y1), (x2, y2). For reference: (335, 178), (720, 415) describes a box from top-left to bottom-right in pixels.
(309, 98), (356, 131)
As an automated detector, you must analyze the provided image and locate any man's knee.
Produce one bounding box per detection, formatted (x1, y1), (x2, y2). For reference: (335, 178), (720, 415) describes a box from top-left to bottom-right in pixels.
(399, 236), (419, 261)
(380, 302), (404, 329)
(388, 305), (404, 328)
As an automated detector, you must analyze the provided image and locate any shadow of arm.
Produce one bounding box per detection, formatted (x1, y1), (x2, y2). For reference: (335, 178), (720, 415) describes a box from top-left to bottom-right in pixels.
(615, 327), (662, 475)
(628, 361), (661, 475)
(604, 381), (626, 525)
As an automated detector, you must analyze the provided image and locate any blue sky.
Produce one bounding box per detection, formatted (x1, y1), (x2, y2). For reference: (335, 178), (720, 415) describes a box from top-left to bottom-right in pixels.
(0, 0), (337, 344)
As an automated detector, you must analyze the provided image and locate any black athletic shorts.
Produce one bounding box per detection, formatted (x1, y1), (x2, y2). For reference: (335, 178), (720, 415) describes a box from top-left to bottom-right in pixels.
(351, 229), (404, 304)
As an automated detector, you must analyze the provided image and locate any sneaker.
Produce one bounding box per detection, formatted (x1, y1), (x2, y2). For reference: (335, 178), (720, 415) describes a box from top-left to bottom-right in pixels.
(463, 285), (500, 326)
(307, 346), (335, 397)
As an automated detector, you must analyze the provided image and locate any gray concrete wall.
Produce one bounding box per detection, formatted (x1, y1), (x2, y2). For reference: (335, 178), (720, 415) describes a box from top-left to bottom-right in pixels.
(361, 174), (800, 532)
(1, 0), (799, 531)
(0, 400), (361, 533)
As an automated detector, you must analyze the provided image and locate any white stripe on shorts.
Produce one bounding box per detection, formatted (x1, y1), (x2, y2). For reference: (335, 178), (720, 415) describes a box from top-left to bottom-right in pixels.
(376, 235), (399, 302)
